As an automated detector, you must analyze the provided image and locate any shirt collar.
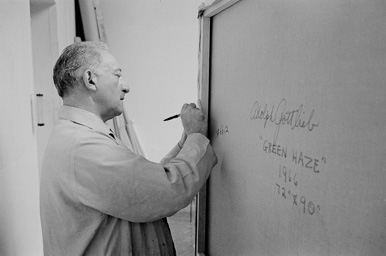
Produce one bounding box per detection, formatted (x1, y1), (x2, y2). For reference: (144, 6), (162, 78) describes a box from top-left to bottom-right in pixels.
(58, 105), (113, 136)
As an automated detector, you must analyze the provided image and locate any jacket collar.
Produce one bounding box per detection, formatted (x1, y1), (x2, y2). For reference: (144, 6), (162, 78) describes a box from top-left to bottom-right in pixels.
(58, 105), (113, 137)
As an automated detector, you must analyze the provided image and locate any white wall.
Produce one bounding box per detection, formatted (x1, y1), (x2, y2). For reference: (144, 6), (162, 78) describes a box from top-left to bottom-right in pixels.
(0, 1), (43, 255)
(0, 0), (75, 255)
(30, 0), (75, 170)
(100, 0), (200, 162)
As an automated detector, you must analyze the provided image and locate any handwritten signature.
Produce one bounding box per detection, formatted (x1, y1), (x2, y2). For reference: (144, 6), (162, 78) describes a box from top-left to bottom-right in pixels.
(250, 98), (319, 142)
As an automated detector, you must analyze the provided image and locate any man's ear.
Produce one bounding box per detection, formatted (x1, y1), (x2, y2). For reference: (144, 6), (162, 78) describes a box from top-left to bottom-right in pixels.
(82, 70), (97, 91)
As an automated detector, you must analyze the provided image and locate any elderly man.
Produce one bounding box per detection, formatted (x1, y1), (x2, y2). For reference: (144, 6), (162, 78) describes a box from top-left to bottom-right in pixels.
(40, 41), (217, 256)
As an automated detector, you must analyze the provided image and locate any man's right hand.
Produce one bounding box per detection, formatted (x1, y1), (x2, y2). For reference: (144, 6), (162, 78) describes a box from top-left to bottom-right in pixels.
(180, 101), (207, 136)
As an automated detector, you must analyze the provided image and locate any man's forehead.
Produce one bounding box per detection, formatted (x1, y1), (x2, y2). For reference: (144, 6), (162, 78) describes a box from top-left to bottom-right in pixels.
(99, 50), (121, 71)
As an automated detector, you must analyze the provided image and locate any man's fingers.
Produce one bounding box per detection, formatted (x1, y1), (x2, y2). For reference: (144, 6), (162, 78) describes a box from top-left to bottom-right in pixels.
(182, 102), (198, 111)
(181, 103), (189, 111)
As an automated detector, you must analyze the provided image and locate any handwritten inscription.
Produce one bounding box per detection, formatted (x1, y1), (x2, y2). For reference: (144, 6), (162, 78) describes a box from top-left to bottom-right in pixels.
(263, 140), (287, 158)
(258, 135), (327, 216)
(292, 150), (326, 173)
(250, 98), (319, 142)
(261, 138), (327, 174)
(278, 164), (298, 187)
(216, 125), (229, 137)
(275, 164), (321, 215)
(213, 97), (325, 217)
(275, 183), (321, 215)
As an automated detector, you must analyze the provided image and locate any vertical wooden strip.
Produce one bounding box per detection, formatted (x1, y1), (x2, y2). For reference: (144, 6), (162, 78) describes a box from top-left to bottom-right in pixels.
(196, 15), (211, 256)
(196, 2), (242, 255)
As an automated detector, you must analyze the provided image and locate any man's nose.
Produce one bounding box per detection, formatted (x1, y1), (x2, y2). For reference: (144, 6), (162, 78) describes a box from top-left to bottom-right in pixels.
(121, 78), (130, 93)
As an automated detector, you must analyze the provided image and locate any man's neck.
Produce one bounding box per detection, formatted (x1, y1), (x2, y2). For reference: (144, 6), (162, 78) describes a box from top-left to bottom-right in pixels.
(62, 95), (102, 121)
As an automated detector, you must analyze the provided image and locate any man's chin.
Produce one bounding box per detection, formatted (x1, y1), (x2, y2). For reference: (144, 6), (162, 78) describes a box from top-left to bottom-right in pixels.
(104, 109), (124, 122)
(115, 107), (124, 117)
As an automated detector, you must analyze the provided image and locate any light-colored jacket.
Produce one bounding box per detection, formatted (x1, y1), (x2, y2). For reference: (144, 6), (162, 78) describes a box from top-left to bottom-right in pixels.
(40, 105), (217, 256)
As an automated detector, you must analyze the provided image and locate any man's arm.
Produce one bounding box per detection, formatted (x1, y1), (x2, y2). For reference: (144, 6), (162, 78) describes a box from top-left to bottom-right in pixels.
(74, 102), (217, 223)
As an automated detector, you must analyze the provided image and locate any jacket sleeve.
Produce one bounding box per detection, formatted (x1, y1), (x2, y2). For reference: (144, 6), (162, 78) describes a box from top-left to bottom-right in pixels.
(74, 132), (217, 223)
(160, 143), (182, 165)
